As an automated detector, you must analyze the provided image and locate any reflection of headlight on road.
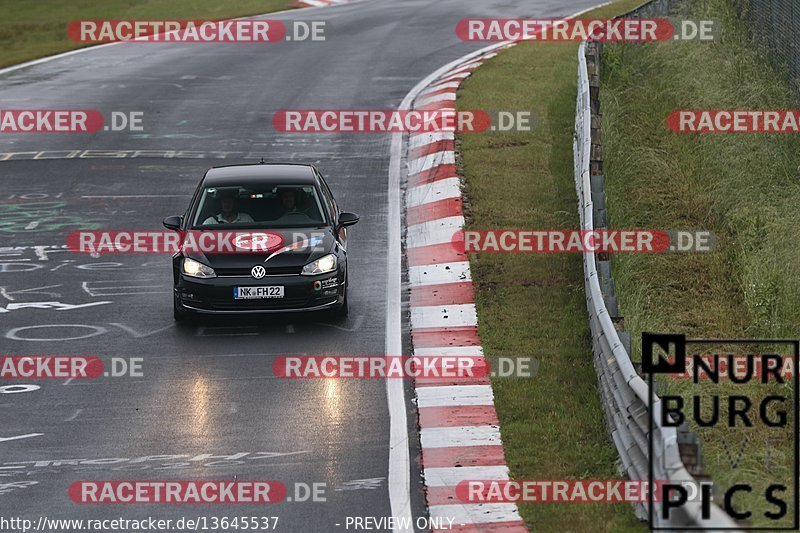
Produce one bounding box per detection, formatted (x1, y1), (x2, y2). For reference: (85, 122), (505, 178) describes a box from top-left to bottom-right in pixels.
(190, 377), (210, 433)
(301, 254), (337, 276)
(182, 257), (216, 278)
(323, 379), (343, 420)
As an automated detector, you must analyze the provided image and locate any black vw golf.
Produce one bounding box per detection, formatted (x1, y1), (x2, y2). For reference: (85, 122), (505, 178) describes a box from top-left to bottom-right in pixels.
(164, 163), (359, 321)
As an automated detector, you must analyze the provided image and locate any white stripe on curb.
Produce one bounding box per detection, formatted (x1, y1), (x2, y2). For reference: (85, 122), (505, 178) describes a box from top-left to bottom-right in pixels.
(416, 92), (457, 106)
(406, 177), (462, 208)
(408, 262), (471, 287)
(408, 151), (455, 175)
(416, 385), (495, 408)
(411, 304), (478, 329)
(424, 465), (510, 487)
(420, 81), (462, 95)
(408, 131), (454, 149)
(406, 216), (463, 248)
(414, 346), (484, 357)
(421, 425), (502, 449)
(438, 71), (472, 82)
(429, 503), (522, 524)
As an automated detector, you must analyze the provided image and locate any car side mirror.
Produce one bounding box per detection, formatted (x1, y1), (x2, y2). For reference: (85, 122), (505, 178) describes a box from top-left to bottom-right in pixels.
(163, 215), (183, 231)
(337, 212), (360, 228)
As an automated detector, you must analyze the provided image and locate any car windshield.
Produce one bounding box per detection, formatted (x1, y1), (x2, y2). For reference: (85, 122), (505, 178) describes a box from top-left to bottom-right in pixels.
(192, 184), (327, 228)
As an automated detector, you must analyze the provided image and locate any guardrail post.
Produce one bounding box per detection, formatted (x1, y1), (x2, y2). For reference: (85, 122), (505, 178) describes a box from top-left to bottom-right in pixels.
(677, 423), (705, 477)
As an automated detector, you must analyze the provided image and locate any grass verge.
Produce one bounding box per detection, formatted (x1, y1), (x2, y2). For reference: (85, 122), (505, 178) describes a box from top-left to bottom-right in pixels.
(455, 1), (647, 530)
(602, 0), (799, 526)
(0, 0), (295, 69)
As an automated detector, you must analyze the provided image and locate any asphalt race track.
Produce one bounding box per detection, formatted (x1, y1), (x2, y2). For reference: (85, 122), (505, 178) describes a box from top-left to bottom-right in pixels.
(0, 1), (603, 530)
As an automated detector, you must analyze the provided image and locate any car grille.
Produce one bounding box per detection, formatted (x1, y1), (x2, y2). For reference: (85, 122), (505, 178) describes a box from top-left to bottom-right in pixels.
(216, 265), (303, 277)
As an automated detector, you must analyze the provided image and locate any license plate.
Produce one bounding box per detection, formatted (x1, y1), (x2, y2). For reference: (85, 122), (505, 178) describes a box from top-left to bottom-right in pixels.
(234, 286), (284, 299)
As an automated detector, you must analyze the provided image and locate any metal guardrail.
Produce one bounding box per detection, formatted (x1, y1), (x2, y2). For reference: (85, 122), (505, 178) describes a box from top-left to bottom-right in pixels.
(574, 36), (740, 530)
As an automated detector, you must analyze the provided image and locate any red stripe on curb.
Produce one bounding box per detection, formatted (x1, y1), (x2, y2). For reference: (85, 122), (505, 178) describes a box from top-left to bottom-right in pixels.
(425, 485), (460, 506)
(408, 139), (455, 160)
(417, 100), (456, 112)
(408, 164), (457, 187)
(422, 445), (507, 468)
(411, 326), (480, 348)
(407, 197), (463, 226)
(416, 376), (491, 387)
(410, 282), (474, 307)
(419, 405), (499, 428)
(425, 487), (530, 512)
(407, 242), (466, 267)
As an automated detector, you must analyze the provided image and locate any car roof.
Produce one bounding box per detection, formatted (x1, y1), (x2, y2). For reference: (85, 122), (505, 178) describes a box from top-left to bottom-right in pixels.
(203, 163), (318, 187)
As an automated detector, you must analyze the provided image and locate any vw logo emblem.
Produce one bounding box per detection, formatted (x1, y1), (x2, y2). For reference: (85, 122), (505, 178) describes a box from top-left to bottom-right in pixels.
(251, 265), (266, 279)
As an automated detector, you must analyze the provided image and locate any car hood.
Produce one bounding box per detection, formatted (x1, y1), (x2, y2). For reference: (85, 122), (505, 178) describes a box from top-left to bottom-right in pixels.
(184, 227), (336, 273)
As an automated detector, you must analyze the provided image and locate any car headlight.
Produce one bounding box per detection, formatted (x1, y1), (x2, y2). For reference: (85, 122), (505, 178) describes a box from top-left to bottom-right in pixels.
(301, 254), (337, 276)
(182, 257), (216, 279)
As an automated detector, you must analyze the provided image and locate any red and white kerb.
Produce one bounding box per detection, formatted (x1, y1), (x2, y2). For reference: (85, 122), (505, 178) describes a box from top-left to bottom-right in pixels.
(404, 42), (527, 532)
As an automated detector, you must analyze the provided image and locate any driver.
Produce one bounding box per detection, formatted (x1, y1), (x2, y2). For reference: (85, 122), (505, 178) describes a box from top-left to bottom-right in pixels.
(278, 188), (307, 216)
(203, 191), (254, 224)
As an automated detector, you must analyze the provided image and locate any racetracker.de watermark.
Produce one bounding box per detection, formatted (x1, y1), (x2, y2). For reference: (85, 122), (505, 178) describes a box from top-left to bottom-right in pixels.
(454, 480), (705, 503)
(273, 110), (492, 133)
(272, 355), (539, 379)
(668, 110), (800, 133)
(66, 231), (329, 255)
(69, 481), (288, 504)
(273, 110), (537, 133)
(455, 230), (716, 253)
(67, 20), (326, 43)
(456, 18), (717, 42)
(0, 111), (143, 133)
(0, 356), (142, 379)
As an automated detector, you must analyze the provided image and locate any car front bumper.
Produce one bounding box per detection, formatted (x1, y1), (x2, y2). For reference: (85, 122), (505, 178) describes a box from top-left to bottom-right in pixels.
(174, 270), (344, 314)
